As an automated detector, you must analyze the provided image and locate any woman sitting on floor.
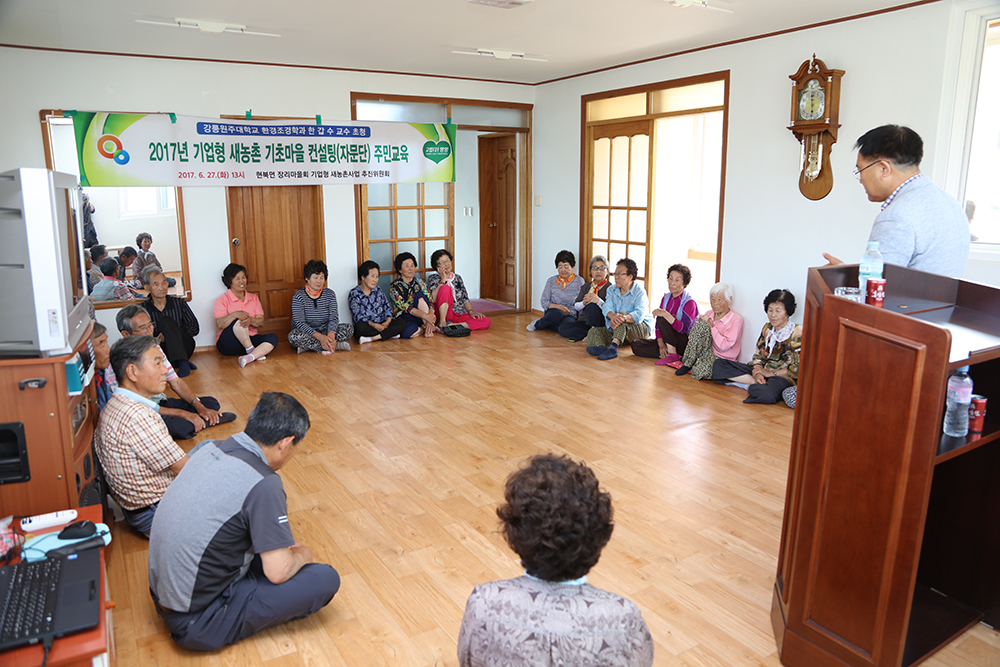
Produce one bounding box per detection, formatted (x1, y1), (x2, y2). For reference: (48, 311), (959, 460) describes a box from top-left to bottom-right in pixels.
(289, 259), (354, 354)
(389, 252), (438, 338)
(558, 254), (611, 342)
(632, 263), (698, 366)
(425, 249), (491, 331)
(349, 260), (417, 343)
(527, 249), (584, 334)
(712, 288), (801, 405)
(674, 282), (743, 379)
(586, 257), (654, 361)
(213, 262), (278, 368)
(132, 232), (176, 287)
(458, 454), (654, 667)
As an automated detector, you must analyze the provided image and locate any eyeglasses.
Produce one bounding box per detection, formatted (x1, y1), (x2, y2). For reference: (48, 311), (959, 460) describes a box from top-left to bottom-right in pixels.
(853, 160), (882, 180)
(614, 271), (630, 277)
(591, 265), (607, 271)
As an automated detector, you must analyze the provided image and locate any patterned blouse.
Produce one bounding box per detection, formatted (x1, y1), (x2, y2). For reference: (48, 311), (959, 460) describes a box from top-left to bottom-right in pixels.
(388, 276), (429, 317)
(458, 576), (654, 667)
(750, 322), (803, 383)
(425, 272), (472, 315)
(348, 285), (393, 324)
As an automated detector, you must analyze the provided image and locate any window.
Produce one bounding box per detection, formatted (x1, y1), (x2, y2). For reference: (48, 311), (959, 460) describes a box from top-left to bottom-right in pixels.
(965, 19), (1000, 245)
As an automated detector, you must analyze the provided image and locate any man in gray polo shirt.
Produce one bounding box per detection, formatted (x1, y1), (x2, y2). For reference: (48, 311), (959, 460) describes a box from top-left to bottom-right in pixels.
(148, 392), (340, 651)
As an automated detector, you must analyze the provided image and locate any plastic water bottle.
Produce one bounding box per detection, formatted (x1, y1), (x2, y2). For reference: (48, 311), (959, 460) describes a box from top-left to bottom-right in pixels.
(859, 241), (884, 297)
(943, 367), (974, 437)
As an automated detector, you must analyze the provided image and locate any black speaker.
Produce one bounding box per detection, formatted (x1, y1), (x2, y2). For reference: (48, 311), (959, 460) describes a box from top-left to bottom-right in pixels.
(0, 422), (29, 485)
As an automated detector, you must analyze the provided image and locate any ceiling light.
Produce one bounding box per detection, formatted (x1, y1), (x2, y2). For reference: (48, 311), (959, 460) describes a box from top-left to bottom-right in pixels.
(451, 48), (547, 62)
(135, 18), (281, 37)
(466, 0), (535, 8)
(666, 0), (734, 13)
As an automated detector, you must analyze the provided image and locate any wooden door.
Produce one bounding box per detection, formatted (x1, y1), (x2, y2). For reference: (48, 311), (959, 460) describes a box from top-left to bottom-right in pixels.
(226, 186), (325, 337)
(479, 135), (517, 304)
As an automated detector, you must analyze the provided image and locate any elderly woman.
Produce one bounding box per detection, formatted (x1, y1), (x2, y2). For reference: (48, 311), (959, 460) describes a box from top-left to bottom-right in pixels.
(586, 258), (654, 361)
(213, 262), (278, 368)
(425, 249), (491, 331)
(389, 252), (438, 338)
(674, 282), (744, 379)
(458, 454), (654, 667)
(558, 255), (611, 341)
(133, 232), (177, 288)
(349, 260), (417, 343)
(141, 266), (200, 376)
(632, 264), (698, 365)
(527, 250), (585, 334)
(713, 289), (802, 405)
(289, 259), (354, 354)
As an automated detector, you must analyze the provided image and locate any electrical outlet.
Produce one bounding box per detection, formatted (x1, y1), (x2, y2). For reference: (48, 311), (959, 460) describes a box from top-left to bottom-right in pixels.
(534, 196), (542, 207)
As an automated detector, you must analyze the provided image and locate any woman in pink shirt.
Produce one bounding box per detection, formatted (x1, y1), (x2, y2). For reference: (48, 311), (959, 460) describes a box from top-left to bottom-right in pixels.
(213, 263), (279, 368)
(674, 282), (743, 380)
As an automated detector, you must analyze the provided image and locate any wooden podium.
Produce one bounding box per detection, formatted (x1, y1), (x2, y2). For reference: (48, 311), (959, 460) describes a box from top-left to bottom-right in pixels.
(772, 263), (1000, 667)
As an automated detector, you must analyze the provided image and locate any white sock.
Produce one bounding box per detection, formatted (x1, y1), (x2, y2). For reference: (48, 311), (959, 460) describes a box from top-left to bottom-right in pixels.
(359, 336), (373, 344)
(391, 334), (400, 339)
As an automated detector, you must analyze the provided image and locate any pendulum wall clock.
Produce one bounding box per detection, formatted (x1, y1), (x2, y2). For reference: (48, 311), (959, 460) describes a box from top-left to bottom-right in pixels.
(788, 55), (845, 201)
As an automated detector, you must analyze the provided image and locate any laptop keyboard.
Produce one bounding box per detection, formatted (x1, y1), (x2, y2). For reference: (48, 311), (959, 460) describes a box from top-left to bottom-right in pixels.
(0, 557), (62, 643)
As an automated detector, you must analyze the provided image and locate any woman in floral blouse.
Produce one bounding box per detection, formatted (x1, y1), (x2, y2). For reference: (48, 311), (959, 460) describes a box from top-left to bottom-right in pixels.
(425, 249), (491, 331)
(712, 288), (801, 405)
(388, 252), (438, 338)
(349, 260), (420, 344)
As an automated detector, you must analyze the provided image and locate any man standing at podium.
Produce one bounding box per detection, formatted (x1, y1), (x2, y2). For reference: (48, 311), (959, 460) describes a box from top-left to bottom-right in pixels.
(824, 125), (969, 279)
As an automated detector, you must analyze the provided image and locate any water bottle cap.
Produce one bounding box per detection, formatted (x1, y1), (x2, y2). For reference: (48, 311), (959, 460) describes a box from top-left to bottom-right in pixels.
(957, 365), (970, 372)
(867, 241), (880, 250)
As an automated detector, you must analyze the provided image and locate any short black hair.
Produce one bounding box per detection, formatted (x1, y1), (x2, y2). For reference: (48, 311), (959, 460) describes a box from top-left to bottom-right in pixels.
(358, 260), (380, 281)
(135, 232), (152, 246)
(554, 250), (576, 269)
(99, 257), (119, 277)
(109, 335), (157, 384)
(854, 125), (923, 168)
(245, 392), (310, 447)
(120, 246), (137, 259)
(303, 259), (328, 281)
(615, 257), (638, 280)
(668, 263), (692, 287)
(91, 322), (107, 339)
(116, 304), (148, 334)
(90, 245), (106, 262)
(222, 262), (247, 288)
(764, 289), (797, 317)
(430, 248), (453, 270)
(498, 454), (614, 582)
(394, 252), (417, 273)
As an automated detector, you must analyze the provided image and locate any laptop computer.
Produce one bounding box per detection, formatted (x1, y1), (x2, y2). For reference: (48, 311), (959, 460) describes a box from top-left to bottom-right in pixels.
(0, 546), (101, 652)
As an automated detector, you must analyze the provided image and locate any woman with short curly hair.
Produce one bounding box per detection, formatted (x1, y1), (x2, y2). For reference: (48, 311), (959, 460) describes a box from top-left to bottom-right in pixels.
(457, 455), (654, 667)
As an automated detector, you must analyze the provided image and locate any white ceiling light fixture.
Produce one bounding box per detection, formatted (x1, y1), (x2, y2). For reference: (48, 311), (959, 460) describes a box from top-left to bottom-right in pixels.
(451, 48), (547, 62)
(135, 17), (281, 37)
(667, 0), (734, 14)
(465, 0), (535, 8)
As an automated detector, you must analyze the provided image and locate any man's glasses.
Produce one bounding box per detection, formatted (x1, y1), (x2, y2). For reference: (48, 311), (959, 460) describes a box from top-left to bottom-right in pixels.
(853, 160), (883, 180)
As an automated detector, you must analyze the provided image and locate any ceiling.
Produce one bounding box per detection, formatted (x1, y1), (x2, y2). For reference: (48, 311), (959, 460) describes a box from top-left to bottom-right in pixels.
(0, 0), (923, 85)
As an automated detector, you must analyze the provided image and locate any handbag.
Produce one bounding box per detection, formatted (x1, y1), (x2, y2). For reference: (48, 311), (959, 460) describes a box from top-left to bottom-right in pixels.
(442, 324), (471, 337)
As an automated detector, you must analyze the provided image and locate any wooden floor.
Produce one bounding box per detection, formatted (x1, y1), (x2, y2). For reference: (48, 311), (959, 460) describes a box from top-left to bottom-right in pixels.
(106, 314), (1000, 667)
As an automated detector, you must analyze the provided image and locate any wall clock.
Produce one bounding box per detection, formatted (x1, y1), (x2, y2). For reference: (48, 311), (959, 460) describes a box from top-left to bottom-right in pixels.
(788, 55), (844, 201)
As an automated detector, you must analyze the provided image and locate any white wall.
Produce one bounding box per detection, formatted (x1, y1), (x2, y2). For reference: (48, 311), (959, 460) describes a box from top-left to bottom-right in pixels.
(0, 47), (532, 346)
(531, 1), (1000, 356)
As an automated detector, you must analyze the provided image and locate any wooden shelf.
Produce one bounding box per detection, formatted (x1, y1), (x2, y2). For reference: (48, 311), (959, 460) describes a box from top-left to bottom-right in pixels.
(902, 584), (982, 667)
(936, 413), (1000, 462)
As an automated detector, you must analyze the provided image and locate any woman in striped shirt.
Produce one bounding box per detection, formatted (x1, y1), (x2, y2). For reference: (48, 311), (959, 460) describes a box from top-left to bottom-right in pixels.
(288, 260), (354, 354)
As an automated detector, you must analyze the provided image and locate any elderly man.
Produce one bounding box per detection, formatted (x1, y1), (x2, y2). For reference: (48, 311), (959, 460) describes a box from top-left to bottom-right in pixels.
(95, 335), (192, 536)
(141, 266), (200, 376)
(108, 305), (234, 439)
(90, 322), (113, 409)
(149, 392), (340, 651)
(824, 125), (969, 278)
(116, 246), (142, 288)
(91, 257), (134, 302)
(87, 245), (107, 289)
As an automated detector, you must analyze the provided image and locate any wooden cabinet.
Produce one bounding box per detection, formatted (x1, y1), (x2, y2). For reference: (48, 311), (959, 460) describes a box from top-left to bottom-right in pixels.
(0, 322), (100, 518)
(772, 264), (1000, 667)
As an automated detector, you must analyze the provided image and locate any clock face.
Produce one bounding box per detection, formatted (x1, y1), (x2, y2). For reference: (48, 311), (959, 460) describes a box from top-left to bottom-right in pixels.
(798, 79), (825, 121)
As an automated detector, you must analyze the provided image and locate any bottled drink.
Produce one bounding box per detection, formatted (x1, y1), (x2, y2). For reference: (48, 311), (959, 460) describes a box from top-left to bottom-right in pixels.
(859, 241), (884, 297)
(943, 366), (974, 437)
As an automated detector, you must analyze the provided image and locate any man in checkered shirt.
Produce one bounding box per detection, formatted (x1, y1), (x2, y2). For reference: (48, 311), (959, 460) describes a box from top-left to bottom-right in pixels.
(95, 335), (194, 537)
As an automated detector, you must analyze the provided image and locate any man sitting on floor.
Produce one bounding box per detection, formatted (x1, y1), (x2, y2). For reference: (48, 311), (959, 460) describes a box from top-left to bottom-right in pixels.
(148, 392), (341, 651)
(95, 335), (191, 536)
(91, 257), (134, 302)
(106, 305), (235, 439)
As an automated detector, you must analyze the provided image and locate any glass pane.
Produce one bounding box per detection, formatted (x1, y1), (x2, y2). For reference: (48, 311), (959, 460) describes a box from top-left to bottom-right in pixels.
(593, 138), (611, 207)
(397, 241), (421, 269)
(425, 208), (448, 237)
(424, 182), (445, 206)
(450, 105), (528, 128)
(397, 183), (418, 207)
(369, 209), (392, 240)
(651, 80), (725, 114)
(609, 242), (627, 264)
(629, 244), (647, 279)
(588, 93), (646, 122)
(966, 21), (1000, 244)
(397, 209), (419, 239)
(630, 134), (649, 206)
(368, 184), (391, 207)
(592, 242), (608, 264)
(629, 211), (647, 243)
(369, 242), (394, 273)
(610, 136), (631, 207)
(377, 273), (393, 295)
(593, 209), (610, 239)
(355, 100), (447, 123)
(610, 209), (627, 240)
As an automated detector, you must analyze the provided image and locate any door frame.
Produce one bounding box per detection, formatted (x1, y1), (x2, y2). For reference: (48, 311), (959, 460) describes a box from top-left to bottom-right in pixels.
(477, 132), (520, 305)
